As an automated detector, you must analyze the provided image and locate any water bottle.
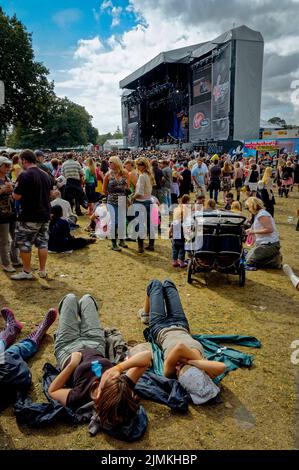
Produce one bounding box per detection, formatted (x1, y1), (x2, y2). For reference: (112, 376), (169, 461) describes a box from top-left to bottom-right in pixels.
(91, 360), (102, 378)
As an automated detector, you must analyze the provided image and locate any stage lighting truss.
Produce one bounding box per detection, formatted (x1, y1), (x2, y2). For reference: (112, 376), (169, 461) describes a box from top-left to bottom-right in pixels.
(124, 82), (189, 111)
(191, 44), (227, 71)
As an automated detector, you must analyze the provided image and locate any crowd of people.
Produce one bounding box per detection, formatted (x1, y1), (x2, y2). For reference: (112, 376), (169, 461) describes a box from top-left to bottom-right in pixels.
(0, 147), (298, 277)
(0, 144), (298, 441)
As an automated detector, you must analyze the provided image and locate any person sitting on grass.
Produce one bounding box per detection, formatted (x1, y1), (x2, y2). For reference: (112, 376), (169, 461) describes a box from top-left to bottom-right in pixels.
(0, 306), (57, 410)
(50, 190), (78, 229)
(245, 197), (282, 270)
(48, 293), (152, 431)
(48, 205), (96, 254)
(137, 279), (225, 404)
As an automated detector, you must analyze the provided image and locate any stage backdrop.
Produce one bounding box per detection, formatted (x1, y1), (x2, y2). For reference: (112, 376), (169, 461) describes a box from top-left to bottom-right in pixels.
(189, 101), (211, 142)
(211, 43), (231, 140)
(127, 122), (139, 147)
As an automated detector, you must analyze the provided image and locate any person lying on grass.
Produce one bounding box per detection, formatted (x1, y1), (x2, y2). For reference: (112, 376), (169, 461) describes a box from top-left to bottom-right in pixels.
(135, 279), (226, 404)
(48, 294), (152, 430)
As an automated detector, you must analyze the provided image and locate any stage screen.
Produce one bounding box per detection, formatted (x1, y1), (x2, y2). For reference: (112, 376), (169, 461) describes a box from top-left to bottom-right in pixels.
(127, 122), (139, 147)
(128, 104), (139, 122)
(212, 43), (231, 131)
(193, 66), (212, 105)
(189, 101), (211, 142)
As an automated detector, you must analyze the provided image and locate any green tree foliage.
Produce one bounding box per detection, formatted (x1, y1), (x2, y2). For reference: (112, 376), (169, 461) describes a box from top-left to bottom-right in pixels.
(7, 97), (99, 150)
(268, 117), (287, 128)
(97, 128), (123, 146)
(0, 8), (55, 131)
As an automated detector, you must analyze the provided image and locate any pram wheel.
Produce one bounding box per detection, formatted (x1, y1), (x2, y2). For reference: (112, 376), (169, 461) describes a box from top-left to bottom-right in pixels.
(187, 260), (193, 284)
(239, 264), (246, 287)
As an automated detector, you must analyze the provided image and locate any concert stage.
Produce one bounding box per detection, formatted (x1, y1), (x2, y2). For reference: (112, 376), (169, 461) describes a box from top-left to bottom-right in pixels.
(120, 25), (264, 150)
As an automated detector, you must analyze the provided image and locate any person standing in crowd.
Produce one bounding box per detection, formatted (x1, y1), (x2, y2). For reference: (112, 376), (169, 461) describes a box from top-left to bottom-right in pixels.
(208, 159), (221, 203)
(0, 156), (21, 273)
(151, 159), (165, 204)
(192, 158), (208, 195)
(10, 154), (22, 183)
(103, 156), (129, 251)
(179, 162), (192, 197)
(247, 163), (259, 196)
(11, 150), (54, 281)
(132, 157), (155, 254)
(62, 153), (86, 216)
(259, 167), (275, 217)
(124, 159), (138, 195)
(280, 161), (294, 198)
(160, 160), (173, 210)
(34, 150), (54, 179)
(233, 162), (244, 202)
(220, 161), (233, 203)
(84, 157), (97, 216)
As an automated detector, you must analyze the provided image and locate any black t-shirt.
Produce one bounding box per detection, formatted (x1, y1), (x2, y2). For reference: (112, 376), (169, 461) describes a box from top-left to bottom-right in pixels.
(153, 167), (164, 190)
(14, 167), (53, 222)
(249, 170), (259, 183)
(66, 348), (135, 410)
(209, 165), (221, 182)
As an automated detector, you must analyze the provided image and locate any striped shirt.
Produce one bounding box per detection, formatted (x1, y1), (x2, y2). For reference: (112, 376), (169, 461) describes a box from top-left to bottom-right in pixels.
(61, 160), (83, 181)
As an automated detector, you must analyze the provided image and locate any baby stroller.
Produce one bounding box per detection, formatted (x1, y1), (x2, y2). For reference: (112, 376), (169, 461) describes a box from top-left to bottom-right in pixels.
(185, 211), (247, 286)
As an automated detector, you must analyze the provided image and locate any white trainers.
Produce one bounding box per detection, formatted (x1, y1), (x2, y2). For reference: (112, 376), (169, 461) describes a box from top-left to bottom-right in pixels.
(3, 265), (16, 273)
(137, 309), (150, 325)
(38, 271), (48, 279)
(11, 271), (35, 280)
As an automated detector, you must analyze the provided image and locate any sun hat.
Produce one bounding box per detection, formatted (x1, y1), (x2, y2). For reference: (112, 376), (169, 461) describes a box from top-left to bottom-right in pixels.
(178, 366), (220, 405)
(0, 156), (12, 166)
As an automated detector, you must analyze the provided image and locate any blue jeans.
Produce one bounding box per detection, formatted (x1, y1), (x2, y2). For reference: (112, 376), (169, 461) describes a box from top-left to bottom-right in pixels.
(6, 339), (38, 359)
(172, 240), (185, 261)
(107, 202), (126, 239)
(147, 279), (189, 341)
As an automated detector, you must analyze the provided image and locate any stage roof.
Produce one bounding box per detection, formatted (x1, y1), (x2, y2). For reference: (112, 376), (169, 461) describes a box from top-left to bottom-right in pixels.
(120, 25), (263, 90)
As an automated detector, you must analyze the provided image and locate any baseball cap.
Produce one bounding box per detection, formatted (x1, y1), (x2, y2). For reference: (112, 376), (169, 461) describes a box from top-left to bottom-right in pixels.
(178, 366), (220, 405)
(34, 149), (45, 157)
(0, 156), (12, 166)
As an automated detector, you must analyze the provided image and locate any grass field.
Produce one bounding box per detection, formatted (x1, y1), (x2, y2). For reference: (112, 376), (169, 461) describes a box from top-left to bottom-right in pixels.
(1, 190), (299, 450)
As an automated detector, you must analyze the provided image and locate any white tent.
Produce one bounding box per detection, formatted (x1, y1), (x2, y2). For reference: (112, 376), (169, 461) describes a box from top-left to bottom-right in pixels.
(103, 139), (124, 151)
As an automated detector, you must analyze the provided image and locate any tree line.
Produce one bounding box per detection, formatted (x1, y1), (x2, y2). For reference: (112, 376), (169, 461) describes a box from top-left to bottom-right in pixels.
(0, 7), (101, 150)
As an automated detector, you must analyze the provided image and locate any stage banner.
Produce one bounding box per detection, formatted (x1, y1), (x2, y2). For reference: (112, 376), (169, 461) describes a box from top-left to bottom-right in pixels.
(121, 102), (129, 147)
(212, 44), (231, 123)
(212, 117), (230, 140)
(127, 122), (139, 147)
(189, 101), (211, 142)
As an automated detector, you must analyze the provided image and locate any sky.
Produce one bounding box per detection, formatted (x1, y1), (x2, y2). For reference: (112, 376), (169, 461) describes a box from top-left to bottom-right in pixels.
(1, 0), (299, 133)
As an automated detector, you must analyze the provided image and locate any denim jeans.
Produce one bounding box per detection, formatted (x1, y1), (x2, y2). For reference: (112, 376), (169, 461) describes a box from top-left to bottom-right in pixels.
(133, 200), (155, 240)
(107, 202), (126, 239)
(147, 279), (189, 341)
(54, 294), (106, 368)
(6, 339), (38, 359)
(172, 240), (185, 261)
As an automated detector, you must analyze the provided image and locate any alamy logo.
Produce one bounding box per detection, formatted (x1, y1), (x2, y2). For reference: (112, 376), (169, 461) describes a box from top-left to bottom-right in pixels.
(291, 80), (299, 106)
(291, 340), (299, 365)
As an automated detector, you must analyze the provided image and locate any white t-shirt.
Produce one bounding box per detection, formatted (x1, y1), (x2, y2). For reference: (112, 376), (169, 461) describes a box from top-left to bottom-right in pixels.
(253, 210), (279, 245)
(51, 198), (72, 219)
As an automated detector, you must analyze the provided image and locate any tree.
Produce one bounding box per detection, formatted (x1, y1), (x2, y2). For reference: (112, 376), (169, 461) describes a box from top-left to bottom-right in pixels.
(0, 8), (54, 132)
(7, 97), (99, 150)
(268, 117), (287, 128)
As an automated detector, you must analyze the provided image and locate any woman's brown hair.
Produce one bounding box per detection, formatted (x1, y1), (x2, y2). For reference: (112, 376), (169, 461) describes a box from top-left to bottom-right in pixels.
(91, 376), (139, 428)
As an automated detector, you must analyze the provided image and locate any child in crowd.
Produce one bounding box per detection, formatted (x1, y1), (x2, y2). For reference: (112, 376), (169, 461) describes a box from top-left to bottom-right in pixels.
(170, 195), (190, 268)
(91, 199), (111, 239)
(231, 201), (242, 214)
(205, 199), (217, 212)
(48, 205), (96, 254)
(224, 192), (234, 211)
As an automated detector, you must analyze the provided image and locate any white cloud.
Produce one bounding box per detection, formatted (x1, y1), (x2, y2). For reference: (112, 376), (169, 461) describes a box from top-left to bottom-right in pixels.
(111, 6), (123, 27)
(101, 0), (113, 11)
(54, 1), (299, 133)
(52, 8), (82, 28)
